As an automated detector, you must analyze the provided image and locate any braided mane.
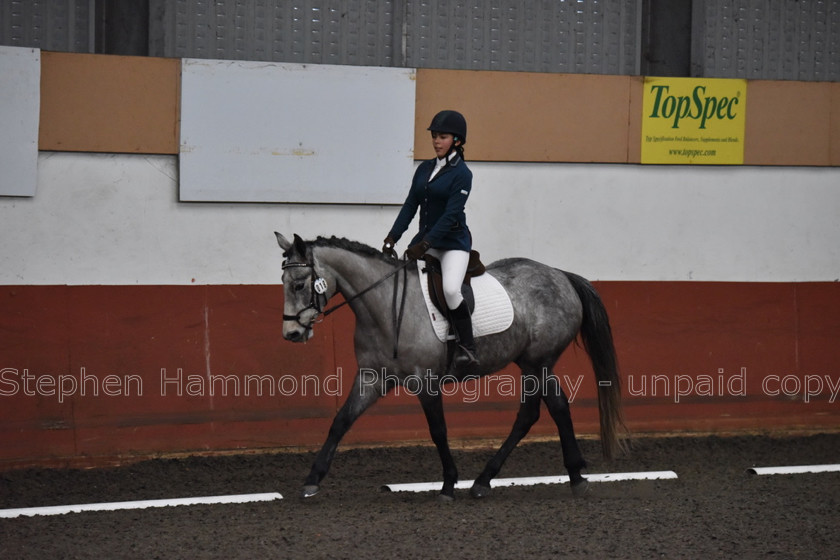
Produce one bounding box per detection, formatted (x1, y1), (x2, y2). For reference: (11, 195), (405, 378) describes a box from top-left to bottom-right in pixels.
(309, 236), (401, 265)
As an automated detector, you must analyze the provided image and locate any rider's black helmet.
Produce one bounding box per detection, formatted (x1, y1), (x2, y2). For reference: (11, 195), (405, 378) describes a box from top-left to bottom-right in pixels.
(427, 110), (467, 144)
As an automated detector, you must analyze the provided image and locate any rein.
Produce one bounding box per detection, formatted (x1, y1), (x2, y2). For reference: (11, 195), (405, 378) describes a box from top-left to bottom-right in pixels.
(283, 256), (412, 358)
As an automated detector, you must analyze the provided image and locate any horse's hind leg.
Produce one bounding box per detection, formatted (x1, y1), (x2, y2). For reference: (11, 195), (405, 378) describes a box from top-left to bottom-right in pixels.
(470, 392), (542, 498)
(417, 391), (459, 501)
(542, 373), (589, 496)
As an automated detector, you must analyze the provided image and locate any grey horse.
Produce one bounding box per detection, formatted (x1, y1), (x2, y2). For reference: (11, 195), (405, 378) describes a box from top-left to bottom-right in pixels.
(275, 233), (625, 500)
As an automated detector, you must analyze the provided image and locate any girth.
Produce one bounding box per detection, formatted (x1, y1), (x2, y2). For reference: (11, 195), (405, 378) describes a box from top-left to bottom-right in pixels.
(421, 250), (486, 317)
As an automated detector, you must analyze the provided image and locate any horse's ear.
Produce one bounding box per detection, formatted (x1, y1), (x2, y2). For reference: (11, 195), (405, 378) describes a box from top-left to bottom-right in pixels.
(293, 234), (307, 256)
(275, 232), (292, 251)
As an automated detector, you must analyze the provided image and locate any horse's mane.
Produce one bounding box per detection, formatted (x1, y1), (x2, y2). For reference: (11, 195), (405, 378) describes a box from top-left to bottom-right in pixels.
(309, 235), (402, 265)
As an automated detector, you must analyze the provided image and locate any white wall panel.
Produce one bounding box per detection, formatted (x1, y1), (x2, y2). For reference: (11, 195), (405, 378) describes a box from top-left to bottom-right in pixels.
(179, 59), (415, 203)
(1, 153), (838, 285)
(468, 163), (840, 282)
(0, 46), (39, 197)
(0, 153), (396, 285)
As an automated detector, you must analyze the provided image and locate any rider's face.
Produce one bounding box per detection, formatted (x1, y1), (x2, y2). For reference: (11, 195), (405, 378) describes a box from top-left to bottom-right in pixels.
(431, 131), (458, 158)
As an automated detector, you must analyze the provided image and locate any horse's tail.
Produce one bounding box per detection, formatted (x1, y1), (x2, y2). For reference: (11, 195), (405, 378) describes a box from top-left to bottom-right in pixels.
(564, 271), (627, 460)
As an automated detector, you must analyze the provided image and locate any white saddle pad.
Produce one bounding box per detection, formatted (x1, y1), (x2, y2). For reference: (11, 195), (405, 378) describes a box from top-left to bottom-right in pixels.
(418, 263), (515, 343)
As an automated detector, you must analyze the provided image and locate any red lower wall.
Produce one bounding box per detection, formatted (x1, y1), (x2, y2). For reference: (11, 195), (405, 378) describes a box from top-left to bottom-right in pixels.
(1, 282), (839, 469)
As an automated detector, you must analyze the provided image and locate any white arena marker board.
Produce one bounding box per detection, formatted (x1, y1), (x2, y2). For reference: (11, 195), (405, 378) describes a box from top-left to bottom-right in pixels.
(0, 492), (283, 519)
(381, 470), (678, 493)
(0, 46), (40, 197)
(747, 464), (840, 476)
(179, 59), (415, 203)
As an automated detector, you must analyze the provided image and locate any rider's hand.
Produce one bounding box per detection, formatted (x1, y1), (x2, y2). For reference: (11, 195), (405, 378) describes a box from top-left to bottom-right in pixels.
(382, 236), (397, 257)
(405, 240), (431, 260)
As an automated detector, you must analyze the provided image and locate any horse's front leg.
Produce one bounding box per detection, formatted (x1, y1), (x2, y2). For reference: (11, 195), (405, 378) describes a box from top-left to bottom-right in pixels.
(417, 388), (458, 501)
(301, 370), (388, 498)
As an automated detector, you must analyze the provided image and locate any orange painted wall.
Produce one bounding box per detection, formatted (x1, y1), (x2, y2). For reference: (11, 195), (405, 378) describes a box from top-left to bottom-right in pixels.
(2, 282), (838, 469)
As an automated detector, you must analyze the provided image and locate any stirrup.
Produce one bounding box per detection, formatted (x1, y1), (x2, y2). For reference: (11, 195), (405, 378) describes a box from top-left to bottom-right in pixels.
(453, 344), (480, 368)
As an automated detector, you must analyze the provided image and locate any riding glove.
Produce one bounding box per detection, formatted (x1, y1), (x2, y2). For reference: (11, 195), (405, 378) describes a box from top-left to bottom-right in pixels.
(382, 236), (396, 257)
(405, 240), (431, 260)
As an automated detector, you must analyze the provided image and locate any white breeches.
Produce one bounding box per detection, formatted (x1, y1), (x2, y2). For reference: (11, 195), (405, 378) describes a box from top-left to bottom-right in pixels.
(426, 248), (469, 310)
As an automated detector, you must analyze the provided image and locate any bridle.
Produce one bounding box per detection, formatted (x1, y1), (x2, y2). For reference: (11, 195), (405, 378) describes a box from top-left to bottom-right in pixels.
(282, 254), (412, 357)
(281, 259), (329, 329)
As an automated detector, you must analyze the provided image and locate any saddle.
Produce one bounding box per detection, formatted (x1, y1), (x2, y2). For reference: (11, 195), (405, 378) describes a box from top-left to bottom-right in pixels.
(421, 250), (486, 316)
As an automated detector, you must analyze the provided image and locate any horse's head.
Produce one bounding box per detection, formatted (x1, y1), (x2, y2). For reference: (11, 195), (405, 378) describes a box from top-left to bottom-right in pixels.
(275, 232), (332, 342)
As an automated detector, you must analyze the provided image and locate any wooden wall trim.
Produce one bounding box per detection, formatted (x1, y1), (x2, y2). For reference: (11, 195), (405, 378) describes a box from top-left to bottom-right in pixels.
(415, 68), (839, 166)
(39, 52), (179, 154)
(414, 69), (635, 163)
(831, 83), (840, 166)
(744, 80), (834, 166)
(33, 52), (838, 165)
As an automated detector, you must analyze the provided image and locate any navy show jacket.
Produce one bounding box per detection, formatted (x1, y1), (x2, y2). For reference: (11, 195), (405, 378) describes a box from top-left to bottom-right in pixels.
(388, 154), (473, 252)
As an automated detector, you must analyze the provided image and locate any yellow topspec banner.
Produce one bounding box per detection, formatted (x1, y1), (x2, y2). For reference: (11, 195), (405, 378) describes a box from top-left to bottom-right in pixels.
(641, 77), (747, 164)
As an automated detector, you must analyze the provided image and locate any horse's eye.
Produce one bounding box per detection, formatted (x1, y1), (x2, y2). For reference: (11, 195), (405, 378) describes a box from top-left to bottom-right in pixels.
(293, 281), (306, 292)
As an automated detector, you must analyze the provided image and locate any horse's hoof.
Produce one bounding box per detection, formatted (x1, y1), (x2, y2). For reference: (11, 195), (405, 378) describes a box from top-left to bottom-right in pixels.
(470, 483), (492, 499)
(570, 478), (591, 498)
(300, 485), (320, 498)
(437, 492), (455, 503)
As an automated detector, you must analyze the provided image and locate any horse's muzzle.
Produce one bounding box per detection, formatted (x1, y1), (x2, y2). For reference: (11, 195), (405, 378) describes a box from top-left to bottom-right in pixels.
(283, 323), (314, 343)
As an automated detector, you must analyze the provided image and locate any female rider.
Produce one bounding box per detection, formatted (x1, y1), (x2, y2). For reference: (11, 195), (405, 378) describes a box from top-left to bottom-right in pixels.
(383, 110), (478, 368)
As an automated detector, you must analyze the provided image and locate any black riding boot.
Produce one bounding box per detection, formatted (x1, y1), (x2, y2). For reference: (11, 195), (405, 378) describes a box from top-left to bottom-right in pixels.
(450, 301), (479, 368)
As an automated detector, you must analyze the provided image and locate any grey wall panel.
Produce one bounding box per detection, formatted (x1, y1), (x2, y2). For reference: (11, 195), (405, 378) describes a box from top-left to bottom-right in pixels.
(400, 0), (640, 74)
(152, 0), (398, 66)
(694, 0), (839, 81)
(151, 0), (641, 75)
(0, 0), (94, 52)
(4, 1), (836, 80)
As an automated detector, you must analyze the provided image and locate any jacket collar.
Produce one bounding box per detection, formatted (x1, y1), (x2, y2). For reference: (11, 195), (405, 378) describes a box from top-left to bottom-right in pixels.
(428, 152), (461, 182)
